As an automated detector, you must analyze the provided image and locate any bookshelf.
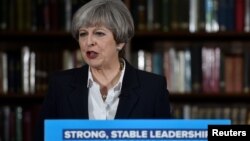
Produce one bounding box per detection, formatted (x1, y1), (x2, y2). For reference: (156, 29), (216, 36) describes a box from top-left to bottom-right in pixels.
(128, 0), (250, 125)
(1, 0), (250, 140)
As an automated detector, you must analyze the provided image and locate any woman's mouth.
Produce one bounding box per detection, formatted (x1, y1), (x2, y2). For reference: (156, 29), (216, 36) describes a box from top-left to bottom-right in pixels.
(86, 51), (98, 59)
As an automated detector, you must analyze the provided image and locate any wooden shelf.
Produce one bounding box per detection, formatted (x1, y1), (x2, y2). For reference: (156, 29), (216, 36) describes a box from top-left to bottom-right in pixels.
(0, 31), (71, 37)
(0, 95), (44, 106)
(0, 94), (250, 105)
(0, 31), (76, 44)
(170, 93), (250, 104)
(0, 31), (78, 49)
(133, 31), (250, 42)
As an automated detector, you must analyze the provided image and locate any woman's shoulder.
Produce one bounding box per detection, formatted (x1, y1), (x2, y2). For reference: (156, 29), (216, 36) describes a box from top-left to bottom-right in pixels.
(133, 69), (167, 92)
(49, 65), (88, 81)
(136, 69), (166, 82)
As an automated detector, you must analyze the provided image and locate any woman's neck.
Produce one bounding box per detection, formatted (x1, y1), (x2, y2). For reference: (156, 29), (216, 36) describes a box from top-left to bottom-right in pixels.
(91, 59), (124, 101)
(91, 59), (123, 89)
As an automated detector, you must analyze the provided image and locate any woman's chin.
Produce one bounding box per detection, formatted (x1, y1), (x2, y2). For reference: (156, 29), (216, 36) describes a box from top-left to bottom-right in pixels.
(89, 63), (103, 69)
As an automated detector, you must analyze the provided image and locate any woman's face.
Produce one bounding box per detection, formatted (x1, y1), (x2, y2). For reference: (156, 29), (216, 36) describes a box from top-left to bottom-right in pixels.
(78, 26), (124, 69)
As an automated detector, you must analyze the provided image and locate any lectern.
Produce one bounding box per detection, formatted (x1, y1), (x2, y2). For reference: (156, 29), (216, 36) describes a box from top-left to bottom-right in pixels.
(45, 119), (230, 141)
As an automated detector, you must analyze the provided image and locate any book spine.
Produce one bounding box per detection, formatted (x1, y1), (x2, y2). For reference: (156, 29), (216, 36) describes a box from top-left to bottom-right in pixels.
(245, 0), (250, 32)
(161, 0), (170, 31)
(22, 46), (30, 94)
(189, 0), (199, 32)
(235, 0), (245, 32)
(30, 52), (36, 94)
(15, 107), (23, 141)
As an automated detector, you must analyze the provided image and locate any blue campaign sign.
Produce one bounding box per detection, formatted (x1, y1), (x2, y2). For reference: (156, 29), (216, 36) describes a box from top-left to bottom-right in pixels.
(45, 119), (231, 141)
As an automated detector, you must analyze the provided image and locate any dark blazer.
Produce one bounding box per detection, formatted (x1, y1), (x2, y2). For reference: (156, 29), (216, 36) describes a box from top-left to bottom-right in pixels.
(34, 60), (171, 141)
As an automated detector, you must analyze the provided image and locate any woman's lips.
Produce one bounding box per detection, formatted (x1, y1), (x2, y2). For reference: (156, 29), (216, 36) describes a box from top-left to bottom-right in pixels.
(86, 51), (98, 59)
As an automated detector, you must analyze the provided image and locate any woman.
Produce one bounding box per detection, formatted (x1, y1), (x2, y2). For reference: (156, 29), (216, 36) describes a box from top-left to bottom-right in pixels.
(34, 0), (171, 140)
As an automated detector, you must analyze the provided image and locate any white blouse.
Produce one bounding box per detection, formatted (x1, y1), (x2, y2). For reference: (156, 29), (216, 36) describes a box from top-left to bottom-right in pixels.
(87, 60), (126, 120)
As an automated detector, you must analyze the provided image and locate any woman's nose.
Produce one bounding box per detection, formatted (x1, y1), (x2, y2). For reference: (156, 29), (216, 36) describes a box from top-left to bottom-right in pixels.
(87, 35), (96, 47)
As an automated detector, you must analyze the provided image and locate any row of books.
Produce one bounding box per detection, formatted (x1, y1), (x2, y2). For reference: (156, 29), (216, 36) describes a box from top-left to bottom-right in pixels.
(0, 46), (84, 95)
(0, 105), (41, 141)
(172, 103), (250, 125)
(131, 41), (250, 94)
(131, 0), (250, 32)
(1, 42), (250, 95)
(0, 0), (90, 32)
(1, 0), (249, 33)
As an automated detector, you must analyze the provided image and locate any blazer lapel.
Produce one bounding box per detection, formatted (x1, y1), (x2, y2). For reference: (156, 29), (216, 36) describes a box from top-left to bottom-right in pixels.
(66, 62), (140, 119)
(115, 61), (140, 119)
(68, 66), (89, 119)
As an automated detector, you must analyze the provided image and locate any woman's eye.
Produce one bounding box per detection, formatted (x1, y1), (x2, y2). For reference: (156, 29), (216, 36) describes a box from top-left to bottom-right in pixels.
(95, 32), (105, 36)
(79, 32), (87, 37)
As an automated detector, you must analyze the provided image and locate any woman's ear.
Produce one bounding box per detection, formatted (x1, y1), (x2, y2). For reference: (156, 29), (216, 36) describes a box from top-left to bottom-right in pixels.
(117, 43), (125, 51)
